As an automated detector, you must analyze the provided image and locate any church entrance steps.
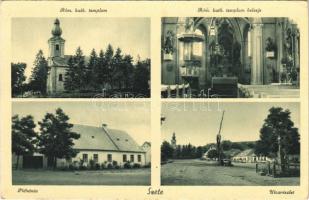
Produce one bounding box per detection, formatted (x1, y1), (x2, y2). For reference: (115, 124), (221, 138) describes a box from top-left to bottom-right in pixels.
(238, 84), (299, 98)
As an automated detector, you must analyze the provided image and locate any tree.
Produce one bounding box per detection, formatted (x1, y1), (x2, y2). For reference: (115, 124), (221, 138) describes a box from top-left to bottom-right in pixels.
(161, 141), (174, 162)
(255, 107), (300, 171)
(94, 49), (109, 90)
(38, 108), (80, 168)
(133, 58), (150, 95)
(86, 49), (98, 90)
(29, 50), (48, 94)
(12, 115), (37, 169)
(111, 48), (124, 89)
(73, 47), (87, 91)
(11, 63), (26, 96)
(64, 56), (76, 91)
(195, 146), (204, 158)
(105, 44), (114, 88)
(221, 140), (233, 151)
(206, 149), (218, 159)
(122, 55), (134, 89)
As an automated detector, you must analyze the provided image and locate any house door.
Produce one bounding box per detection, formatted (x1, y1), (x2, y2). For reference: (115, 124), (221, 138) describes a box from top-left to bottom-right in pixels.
(23, 156), (43, 169)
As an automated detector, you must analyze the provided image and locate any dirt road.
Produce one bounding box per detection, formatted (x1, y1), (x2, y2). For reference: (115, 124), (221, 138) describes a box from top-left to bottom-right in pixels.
(161, 159), (299, 186)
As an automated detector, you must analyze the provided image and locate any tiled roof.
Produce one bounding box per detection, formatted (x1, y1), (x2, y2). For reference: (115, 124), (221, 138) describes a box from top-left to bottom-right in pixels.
(233, 149), (256, 157)
(108, 129), (145, 152)
(72, 124), (145, 153)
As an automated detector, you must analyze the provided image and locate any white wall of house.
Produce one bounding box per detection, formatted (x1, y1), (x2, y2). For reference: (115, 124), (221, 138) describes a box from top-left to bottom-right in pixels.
(142, 143), (151, 165)
(57, 150), (146, 167)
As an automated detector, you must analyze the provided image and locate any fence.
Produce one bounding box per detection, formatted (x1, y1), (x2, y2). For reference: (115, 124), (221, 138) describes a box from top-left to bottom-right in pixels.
(256, 162), (300, 177)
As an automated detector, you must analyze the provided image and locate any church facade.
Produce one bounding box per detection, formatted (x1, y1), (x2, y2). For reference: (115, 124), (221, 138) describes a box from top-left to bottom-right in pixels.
(161, 17), (300, 98)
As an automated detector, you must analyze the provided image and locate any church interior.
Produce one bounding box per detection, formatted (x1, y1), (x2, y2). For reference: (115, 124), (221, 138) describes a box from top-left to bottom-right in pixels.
(161, 17), (300, 98)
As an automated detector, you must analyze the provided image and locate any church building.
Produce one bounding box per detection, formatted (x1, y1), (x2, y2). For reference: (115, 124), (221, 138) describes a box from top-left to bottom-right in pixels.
(47, 18), (70, 94)
(161, 17), (300, 98)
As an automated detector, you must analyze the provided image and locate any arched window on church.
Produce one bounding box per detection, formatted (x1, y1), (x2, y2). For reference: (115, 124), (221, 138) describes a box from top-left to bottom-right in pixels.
(58, 74), (63, 81)
(56, 44), (60, 51)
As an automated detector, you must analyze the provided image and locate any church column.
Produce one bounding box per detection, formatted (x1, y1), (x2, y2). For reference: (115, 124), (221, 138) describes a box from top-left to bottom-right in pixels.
(276, 20), (284, 83)
(250, 23), (264, 85)
(293, 29), (300, 70)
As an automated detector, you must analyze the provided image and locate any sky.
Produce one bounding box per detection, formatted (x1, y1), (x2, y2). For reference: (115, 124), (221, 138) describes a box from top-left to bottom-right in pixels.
(161, 102), (300, 146)
(11, 18), (150, 81)
(12, 101), (150, 146)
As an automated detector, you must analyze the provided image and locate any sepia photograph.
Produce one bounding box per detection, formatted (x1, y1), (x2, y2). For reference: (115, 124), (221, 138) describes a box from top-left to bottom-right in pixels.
(161, 17), (300, 98)
(161, 102), (300, 185)
(11, 101), (151, 185)
(11, 18), (151, 98)
(1, 1), (308, 199)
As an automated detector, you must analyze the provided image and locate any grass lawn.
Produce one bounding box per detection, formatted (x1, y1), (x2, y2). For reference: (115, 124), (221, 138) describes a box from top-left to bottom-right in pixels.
(161, 159), (300, 186)
(13, 168), (150, 185)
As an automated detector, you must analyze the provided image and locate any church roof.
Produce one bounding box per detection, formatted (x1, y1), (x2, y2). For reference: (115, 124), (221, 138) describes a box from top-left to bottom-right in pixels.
(72, 124), (145, 153)
(49, 55), (90, 67)
(49, 56), (70, 67)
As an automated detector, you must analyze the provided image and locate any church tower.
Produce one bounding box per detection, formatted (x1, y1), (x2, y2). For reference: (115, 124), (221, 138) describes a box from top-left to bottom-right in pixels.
(171, 132), (177, 149)
(48, 18), (65, 58)
(47, 18), (68, 95)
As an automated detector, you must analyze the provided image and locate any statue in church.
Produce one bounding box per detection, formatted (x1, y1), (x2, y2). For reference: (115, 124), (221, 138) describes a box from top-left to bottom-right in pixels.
(163, 30), (175, 54)
(184, 17), (194, 33)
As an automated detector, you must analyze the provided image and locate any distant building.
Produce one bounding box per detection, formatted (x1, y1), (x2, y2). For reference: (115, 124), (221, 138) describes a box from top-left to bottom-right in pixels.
(232, 149), (268, 163)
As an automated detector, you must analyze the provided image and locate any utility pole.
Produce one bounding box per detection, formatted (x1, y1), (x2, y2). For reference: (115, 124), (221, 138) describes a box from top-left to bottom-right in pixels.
(217, 110), (225, 165)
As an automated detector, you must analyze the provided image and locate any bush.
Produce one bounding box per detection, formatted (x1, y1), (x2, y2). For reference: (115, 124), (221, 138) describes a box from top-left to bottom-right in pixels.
(69, 164), (78, 171)
(59, 166), (69, 171)
(101, 163), (106, 169)
(95, 163), (100, 170)
(114, 165), (120, 169)
(133, 163), (141, 168)
(112, 160), (118, 166)
(89, 159), (96, 170)
(107, 163), (113, 169)
(79, 165), (87, 170)
(124, 162), (132, 169)
(144, 162), (151, 168)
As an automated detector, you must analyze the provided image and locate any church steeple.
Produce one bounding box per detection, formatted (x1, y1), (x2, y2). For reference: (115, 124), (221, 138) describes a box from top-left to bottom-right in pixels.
(171, 132), (176, 149)
(48, 18), (65, 58)
(51, 18), (62, 37)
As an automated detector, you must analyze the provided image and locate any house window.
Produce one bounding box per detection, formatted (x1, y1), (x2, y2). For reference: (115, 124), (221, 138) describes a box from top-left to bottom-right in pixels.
(107, 154), (112, 162)
(56, 44), (60, 51)
(138, 155), (141, 162)
(82, 154), (88, 163)
(130, 155), (134, 162)
(58, 74), (63, 81)
(123, 154), (127, 162)
(93, 154), (98, 163)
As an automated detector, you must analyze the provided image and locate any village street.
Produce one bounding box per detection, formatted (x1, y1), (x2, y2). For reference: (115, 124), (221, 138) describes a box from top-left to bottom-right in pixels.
(161, 159), (300, 186)
(13, 168), (150, 185)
